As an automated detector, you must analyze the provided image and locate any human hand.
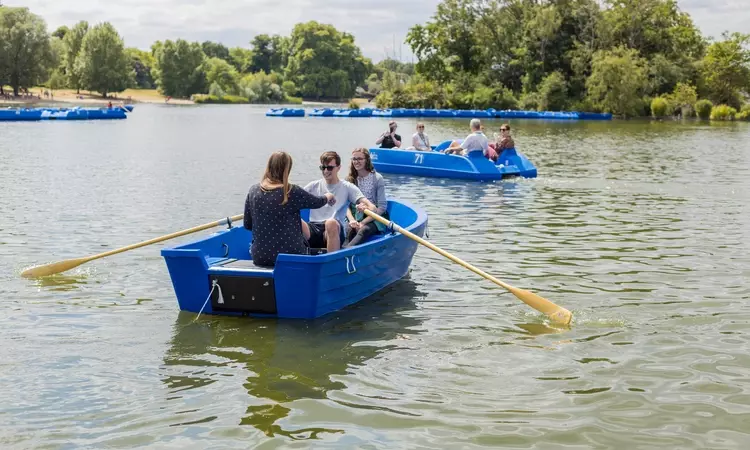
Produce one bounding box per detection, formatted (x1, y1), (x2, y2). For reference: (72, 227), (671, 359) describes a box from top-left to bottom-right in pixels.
(324, 192), (336, 206)
(356, 203), (369, 213)
(349, 221), (361, 231)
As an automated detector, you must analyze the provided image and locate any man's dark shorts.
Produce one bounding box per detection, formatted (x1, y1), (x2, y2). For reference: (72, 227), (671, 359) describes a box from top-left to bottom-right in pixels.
(306, 220), (345, 249)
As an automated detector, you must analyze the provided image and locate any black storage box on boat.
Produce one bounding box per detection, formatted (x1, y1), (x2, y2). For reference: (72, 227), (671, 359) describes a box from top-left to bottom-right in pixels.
(208, 260), (277, 314)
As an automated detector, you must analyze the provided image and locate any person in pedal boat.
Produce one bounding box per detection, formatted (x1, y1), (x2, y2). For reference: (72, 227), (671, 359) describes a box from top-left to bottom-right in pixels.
(444, 118), (490, 156)
(375, 120), (402, 149)
(407, 123), (431, 151)
(243, 151), (335, 267)
(344, 148), (388, 247)
(302, 151), (377, 253)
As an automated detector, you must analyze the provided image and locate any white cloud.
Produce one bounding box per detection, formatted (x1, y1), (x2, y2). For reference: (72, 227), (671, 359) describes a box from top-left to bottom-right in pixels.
(5, 0), (749, 61)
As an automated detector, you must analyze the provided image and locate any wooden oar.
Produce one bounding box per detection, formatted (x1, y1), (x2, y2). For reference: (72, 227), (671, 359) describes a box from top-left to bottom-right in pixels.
(21, 214), (243, 279)
(363, 209), (573, 326)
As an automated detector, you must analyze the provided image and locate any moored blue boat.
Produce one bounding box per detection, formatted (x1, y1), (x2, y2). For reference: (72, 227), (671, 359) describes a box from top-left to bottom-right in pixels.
(0, 106), (128, 121)
(309, 108), (335, 116)
(266, 108), (305, 117)
(160, 199), (427, 319)
(370, 142), (537, 180)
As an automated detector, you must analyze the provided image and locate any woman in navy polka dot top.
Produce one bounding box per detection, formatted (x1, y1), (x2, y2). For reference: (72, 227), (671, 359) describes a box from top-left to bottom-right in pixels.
(244, 151), (335, 267)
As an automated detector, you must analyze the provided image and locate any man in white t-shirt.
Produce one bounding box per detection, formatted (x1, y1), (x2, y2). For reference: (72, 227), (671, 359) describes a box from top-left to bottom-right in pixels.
(302, 151), (377, 253)
(444, 118), (489, 156)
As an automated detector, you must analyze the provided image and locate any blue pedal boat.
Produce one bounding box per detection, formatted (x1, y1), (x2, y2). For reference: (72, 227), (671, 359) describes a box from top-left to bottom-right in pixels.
(370, 140), (537, 180)
(266, 108), (305, 117)
(160, 199), (427, 319)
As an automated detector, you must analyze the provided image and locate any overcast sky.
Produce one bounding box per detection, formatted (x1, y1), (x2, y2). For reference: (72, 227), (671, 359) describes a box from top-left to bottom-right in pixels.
(7, 0), (749, 62)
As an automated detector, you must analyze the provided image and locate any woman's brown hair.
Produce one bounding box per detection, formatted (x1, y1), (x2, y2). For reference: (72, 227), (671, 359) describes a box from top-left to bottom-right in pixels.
(347, 148), (375, 185)
(261, 151), (293, 204)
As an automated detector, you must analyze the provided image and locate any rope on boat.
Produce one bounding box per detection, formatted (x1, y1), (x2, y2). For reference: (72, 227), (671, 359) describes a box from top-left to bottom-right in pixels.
(194, 279), (224, 322)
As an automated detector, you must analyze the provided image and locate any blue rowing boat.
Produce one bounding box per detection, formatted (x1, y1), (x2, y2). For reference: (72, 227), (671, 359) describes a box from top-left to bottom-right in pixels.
(160, 199), (427, 319)
(369, 141), (537, 180)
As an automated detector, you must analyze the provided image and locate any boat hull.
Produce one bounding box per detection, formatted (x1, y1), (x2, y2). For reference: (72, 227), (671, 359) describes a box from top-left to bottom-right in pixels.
(0, 107), (128, 121)
(160, 200), (427, 319)
(265, 108), (305, 117)
(370, 146), (537, 180)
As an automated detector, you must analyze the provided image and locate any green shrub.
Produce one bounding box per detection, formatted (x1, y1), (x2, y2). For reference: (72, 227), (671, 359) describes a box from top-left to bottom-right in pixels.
(651, 97), (669, 118)
(710, 104), (737, 121)
(284, 96), (303, 105)
(193, 94), (248, 104)
(281, 80), (298, 97)
(695, 99), (713, 119)
(518, 91), (539, 111)
(537, 71), (568, 111)
(737, 110), (750, 121)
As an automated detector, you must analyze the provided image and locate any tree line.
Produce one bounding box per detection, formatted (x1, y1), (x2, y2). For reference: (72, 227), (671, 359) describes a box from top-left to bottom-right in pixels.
(0, 5), (372, 103)
(371, 0), (750, 119)
(2, 1), (749, 118)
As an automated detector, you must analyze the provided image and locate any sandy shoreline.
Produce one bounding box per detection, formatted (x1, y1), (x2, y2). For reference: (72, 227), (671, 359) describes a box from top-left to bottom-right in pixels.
(0, 88), (194, 106)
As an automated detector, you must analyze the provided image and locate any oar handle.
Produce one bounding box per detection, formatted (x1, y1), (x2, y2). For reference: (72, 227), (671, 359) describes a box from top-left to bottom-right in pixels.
(91, 214), (244, 261)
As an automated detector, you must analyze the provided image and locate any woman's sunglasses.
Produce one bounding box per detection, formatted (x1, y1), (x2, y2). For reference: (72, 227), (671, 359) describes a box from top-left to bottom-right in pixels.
(320, 165), (337, 171)
(351, 157), (365, 162)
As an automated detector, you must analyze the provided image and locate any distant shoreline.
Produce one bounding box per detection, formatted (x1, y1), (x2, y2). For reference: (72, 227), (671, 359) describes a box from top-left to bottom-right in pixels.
(0, 88), (372, 108)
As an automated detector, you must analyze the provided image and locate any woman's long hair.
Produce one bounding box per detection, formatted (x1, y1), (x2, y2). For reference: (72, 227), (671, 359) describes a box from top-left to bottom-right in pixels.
(347, 148), (375, 186)
(261, 151), (293, 204)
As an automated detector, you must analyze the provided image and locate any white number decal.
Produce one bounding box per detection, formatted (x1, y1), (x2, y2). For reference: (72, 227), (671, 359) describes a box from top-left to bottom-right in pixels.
(413, 153), (424, 164)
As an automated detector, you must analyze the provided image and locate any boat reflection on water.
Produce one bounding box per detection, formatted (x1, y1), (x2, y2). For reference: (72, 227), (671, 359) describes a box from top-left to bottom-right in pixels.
(161, 278), (425, 438)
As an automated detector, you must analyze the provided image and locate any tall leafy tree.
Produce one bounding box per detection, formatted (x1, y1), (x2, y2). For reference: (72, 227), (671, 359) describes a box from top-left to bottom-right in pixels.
(74, 22), (133, 97)
(152, 39), (207, 97)
(250, 34), (286, 73)
(205, 57), (239, 94)
(586, 46), (649, 116)
(126, 48), (156, 89)
(52, 25), (69, 39)
(0, 6), (52, 96)
(229, 47), (254, 73)
(201, 41), (230, 61)
(285, 21), (371, 99)
(63, 21), (89, 93)
(699, 32), (750, 108)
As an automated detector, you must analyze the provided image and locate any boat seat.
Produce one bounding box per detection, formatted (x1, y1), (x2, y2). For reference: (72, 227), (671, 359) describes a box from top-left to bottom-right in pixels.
(206, 257), (237, 266)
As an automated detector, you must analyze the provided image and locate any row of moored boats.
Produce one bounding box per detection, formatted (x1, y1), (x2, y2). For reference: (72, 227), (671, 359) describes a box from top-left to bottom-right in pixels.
(267, 107), (612, 120)
(0, 105), (135, 121)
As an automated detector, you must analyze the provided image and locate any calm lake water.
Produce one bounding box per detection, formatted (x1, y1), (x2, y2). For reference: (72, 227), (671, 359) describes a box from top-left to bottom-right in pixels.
(1, 104), (749, 449)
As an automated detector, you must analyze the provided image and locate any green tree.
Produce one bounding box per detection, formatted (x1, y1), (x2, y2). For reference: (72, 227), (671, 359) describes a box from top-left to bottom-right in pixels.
(586, 46), (649, 117)
(250, 34), (286, 73)
(74, 22), (133, 97)
(669, 82), (697, 116)
(126, 48), (156, 89)
(52, 25), (69, 39)
(285, 21), (372, 99)
(229, 47), (254, 73)
(537, 71), (568, 111)
(62, 21), (89, 93)
(202, 41), (230, 61)
(152, 39), (207, 97)
(406, 0), (481, 83)
(0, 6), (52, 95)
(205, 57), (239, 95)
(698, 32), (750, 109)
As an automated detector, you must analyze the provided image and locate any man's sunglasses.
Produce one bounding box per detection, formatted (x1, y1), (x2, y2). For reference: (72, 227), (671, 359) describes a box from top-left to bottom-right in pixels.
(320, 165), (338, 171)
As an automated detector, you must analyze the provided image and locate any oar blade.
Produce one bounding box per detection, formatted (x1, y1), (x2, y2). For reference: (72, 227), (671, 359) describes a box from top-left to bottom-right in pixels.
(21, 257), (90, 278)
(508, 286), (572, 326)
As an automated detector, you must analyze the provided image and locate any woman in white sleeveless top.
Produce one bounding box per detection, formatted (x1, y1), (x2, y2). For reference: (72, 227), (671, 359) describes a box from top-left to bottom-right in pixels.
(407, 123), (431, 151)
